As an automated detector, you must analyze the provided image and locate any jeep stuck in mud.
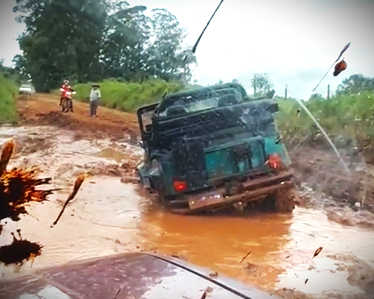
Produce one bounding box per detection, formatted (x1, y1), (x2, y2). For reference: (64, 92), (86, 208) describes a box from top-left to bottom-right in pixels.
(136, 83), (296, 214)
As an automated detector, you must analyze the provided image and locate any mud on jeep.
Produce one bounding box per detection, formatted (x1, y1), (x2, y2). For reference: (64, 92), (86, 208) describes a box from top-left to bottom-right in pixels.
(136, 83), (295, 215)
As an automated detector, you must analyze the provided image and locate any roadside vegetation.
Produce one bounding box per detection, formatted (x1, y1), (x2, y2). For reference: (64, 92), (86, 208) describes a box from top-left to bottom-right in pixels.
(276, 92), (374, 148)
(276, 75), (374, 150)
(70, 79), (190, 111)
(0, 73), (18, 124)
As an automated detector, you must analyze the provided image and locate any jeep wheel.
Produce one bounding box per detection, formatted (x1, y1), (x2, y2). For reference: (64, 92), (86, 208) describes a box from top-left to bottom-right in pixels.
(273, 188), (295, 213)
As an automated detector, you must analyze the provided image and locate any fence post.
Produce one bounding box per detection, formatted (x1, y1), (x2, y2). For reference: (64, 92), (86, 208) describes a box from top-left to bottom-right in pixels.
(285, 84), (288, 99)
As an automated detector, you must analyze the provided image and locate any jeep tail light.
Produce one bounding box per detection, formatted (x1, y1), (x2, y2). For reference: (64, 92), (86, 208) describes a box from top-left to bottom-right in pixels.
(173, 180), (187, 192)
(266, 153), (283, 170)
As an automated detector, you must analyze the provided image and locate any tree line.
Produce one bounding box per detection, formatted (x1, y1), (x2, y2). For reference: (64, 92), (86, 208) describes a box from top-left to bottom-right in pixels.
(12, 0), (197, 91)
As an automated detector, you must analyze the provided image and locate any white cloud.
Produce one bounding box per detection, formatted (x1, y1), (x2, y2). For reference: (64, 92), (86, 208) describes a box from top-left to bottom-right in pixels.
(1, 0), (374, 99)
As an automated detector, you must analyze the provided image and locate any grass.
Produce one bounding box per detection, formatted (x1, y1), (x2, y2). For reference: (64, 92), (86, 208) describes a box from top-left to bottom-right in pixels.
(0, 74), (18, 124)
(276, 92), (374, 148)
(60, 78), (201, 112)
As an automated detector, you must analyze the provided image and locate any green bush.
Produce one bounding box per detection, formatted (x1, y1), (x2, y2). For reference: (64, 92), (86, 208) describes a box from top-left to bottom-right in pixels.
(276, 92), (374, 146)
(71, 79), (192, 112)
(0, 74), (18, 124)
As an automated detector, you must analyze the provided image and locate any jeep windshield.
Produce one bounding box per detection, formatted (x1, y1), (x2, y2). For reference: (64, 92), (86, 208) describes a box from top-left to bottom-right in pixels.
(157, 88), (243, 117)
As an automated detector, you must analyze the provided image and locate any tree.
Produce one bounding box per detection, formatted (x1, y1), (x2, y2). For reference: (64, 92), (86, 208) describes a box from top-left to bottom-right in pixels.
(145, 9), (196, 82)
(101, 5), (197, 82)
(13, 0), (107, 91)
(13, 0), (196, 90)
(250, 73), (274, 96)
(335, 74), (374, 96)
(0, 59), (26, 83)
(309, 93), (325, 101)
(101, 1), (150, 81)
(12, 54), (27, 76)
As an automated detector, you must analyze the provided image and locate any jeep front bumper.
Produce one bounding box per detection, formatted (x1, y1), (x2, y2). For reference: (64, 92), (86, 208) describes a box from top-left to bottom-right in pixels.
(168, 171), (294, 214)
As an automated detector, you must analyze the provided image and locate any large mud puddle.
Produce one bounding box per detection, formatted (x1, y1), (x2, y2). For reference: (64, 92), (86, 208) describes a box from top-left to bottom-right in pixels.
(0, 126), (373, 298)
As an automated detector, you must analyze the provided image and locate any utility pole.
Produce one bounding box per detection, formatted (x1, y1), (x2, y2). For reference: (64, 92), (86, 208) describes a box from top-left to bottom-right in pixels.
(285, 84), (288, 99)
(327, 84), (330, 99)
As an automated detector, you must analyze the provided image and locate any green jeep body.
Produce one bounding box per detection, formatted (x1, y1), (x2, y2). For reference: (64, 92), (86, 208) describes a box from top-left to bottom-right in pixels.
(136, 83), (295, 214)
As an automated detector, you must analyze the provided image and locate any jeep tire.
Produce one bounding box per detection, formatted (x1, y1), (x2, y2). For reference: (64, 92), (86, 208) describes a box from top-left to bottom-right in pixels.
(273, 188), (295, 213)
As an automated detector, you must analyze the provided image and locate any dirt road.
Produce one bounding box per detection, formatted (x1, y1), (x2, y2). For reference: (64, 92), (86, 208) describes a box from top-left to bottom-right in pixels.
(0, 93), (373, 299)
(16, 93), (139, 140)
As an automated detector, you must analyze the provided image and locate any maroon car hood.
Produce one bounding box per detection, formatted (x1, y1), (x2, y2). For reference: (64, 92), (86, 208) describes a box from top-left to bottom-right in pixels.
(0, 252), (280, 299)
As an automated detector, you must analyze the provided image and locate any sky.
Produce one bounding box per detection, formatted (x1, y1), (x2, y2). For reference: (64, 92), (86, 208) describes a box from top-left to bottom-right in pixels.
(1, 0), (374, 99)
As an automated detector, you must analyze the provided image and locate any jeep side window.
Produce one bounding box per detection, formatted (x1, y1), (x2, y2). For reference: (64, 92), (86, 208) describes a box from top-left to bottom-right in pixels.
(158, 89), (242, 116)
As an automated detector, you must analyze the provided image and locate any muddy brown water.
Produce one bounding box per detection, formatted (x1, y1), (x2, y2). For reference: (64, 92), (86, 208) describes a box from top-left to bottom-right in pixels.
(0, 126), (373, 298)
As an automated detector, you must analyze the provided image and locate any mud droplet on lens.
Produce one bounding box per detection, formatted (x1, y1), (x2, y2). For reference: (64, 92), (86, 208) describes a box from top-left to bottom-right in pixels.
(200, 289), (208, 299)
(313, 246), (323, 258)
(0, 139), (58, 222)
(0, 231), (42, 266)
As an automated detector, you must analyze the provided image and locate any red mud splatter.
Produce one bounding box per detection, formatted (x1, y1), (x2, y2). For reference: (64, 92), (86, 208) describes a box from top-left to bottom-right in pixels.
(0, 230), (42, 266)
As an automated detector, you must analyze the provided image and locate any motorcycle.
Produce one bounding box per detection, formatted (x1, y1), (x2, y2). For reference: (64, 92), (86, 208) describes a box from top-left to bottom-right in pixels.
(60, 88), (76, 113)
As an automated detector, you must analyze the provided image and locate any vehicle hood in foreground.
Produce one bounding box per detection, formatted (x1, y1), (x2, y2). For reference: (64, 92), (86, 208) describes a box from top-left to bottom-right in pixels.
(0, 252), (281, 299)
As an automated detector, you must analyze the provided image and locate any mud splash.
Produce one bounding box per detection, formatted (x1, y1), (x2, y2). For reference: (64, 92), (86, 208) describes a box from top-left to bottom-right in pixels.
(0, 138), (91, 266)
(0, 139), (55, 266)
(0, 126), (373, 298)
(0, 230), (42, 266)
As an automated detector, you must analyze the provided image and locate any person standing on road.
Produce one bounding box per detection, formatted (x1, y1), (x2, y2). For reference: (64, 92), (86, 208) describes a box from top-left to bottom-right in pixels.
(89, 84), (101, 117)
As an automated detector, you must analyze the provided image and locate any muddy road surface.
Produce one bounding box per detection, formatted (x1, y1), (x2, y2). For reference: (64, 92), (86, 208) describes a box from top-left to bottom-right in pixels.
(0, 94), (374, 299)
